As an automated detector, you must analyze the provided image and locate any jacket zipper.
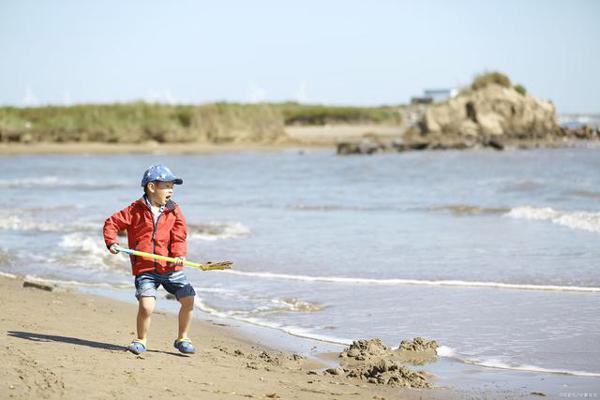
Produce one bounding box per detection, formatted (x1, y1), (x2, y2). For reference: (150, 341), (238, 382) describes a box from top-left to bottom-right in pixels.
(152, 212), (162, 271)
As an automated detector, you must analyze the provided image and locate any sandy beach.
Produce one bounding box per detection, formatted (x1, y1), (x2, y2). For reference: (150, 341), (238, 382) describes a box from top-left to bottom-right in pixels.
(0, 274), (457, 400)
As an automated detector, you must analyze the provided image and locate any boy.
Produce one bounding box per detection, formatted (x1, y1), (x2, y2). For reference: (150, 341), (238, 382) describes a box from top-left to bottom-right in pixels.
(103, 164), (196, 355)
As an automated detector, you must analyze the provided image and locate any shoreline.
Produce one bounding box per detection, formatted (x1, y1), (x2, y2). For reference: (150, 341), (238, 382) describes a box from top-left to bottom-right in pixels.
(0, 141), (320, 156)
(2, 273), (597, 399)
(0, 274), (456, 399)
(1, 137), (599, 156)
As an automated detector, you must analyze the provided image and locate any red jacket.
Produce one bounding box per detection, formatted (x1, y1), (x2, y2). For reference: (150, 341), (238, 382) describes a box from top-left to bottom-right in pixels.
(103, 197), (187, 275)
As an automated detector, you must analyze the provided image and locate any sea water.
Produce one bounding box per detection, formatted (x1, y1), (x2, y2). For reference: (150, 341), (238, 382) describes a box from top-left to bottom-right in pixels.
(1, 147), (599, 381)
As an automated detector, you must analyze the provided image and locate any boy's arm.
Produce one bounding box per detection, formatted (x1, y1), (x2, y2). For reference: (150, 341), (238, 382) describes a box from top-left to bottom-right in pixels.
(170, 207), (188, 258)
(103, 205), (133, 250)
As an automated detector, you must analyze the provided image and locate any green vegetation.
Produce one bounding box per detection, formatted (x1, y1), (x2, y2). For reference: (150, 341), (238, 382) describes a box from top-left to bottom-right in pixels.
(471, 71), (512, 90)
(514, 84), (527, 96)
(0, 102), (402, 143)
(276, 102), (401, 125)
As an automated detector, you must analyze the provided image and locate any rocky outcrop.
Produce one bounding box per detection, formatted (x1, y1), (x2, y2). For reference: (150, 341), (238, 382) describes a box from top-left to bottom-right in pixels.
(336, 139), (384, 155)
(404, 84), (563, 149)
(336, 84), (600, 154)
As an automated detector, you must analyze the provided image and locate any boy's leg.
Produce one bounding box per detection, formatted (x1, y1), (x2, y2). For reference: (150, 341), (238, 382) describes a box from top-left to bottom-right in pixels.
(177, 295), (194, 339)
(137, 296), (156, 341)
(162, 271), (196, 339)
(162, 271), (196, 353)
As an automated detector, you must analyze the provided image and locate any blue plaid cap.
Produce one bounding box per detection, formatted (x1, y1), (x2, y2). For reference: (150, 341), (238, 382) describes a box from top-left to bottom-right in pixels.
(141, 164), (183, 187)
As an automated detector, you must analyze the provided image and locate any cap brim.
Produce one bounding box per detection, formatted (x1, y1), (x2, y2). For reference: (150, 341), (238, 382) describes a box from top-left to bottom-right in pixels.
(155, 177), (183, 185)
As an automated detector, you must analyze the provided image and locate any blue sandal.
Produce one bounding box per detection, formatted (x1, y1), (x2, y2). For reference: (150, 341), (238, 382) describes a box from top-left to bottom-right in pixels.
(174, 338), (195, 354)
(127, 339), (146, 355)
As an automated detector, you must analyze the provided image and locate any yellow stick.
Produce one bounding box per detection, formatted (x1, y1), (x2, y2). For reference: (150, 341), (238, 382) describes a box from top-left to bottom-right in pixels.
(116, 246), (232, 271)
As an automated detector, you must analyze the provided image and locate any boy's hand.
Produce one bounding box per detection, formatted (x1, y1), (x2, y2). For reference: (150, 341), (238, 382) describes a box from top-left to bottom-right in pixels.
(109, 244), (120, 254)
(174, 257), (185, 267)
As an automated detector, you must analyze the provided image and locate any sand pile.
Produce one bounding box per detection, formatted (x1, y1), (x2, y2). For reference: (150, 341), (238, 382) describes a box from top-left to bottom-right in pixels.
(339, 338), (392, 360)
(398, 337), (439, 352)
(330, 338), (436, 388)
(327, 358), (430, 388)
(346, 359), (429, 388)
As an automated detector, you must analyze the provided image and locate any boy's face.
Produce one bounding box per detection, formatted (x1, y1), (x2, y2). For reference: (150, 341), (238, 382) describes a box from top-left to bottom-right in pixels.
(147, 181), (175, 206)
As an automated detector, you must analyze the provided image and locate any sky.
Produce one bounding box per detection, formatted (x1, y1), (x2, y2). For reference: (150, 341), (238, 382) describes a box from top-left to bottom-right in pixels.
(1, 0), (599, 113)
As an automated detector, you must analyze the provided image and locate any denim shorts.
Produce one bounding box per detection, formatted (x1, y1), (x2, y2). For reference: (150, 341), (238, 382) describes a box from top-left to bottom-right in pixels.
(134, 271), (196, 300)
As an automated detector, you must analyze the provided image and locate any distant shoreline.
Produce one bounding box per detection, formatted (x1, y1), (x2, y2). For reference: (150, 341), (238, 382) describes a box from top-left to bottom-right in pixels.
(0, 141), (319, 156)
(0, 123), (407, 155)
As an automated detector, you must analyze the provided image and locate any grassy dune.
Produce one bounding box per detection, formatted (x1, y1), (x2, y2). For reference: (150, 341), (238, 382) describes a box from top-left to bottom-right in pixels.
(0, 102), (402, 144)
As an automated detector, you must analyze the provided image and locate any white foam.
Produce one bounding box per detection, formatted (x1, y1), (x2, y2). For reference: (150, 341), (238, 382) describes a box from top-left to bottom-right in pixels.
(270, 298), (325, 313)
(220, 270), (600, 293)
(0, 212), (95, 233)
(0, 215), (66, 232)
(193, 297), (350, 346)
(506, 206), (600, 234)
(57, 233), (126, 272)
(0, 176), (61, 187)
(59, 232), (104, 253)
(189, 222), (251, 241)
(471, 359), (600, 377)
(442, 350), (600, 377)
(434, 345), (600, 377)
(22, 274), (131, 289)
(435, 345), (456, 357)
(0, 271), (18, 279)
(0, 176), (126, 189)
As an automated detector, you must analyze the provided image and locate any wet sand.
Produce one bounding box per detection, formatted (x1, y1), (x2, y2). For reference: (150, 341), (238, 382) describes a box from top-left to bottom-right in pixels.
(0, 275), (458, 400)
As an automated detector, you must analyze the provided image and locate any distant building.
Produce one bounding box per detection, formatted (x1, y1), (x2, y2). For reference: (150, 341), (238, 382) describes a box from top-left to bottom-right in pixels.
(558, 114), (600, 129)
(411, 88), (458, 104)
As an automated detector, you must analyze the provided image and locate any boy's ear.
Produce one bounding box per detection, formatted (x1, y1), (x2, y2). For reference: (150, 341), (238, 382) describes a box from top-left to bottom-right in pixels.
(147, 182), (155, 193)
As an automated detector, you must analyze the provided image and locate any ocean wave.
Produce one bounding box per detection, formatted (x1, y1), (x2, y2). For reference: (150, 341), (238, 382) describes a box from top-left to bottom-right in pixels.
(220, 270), (600, 293)
(188, 222), (251, 241)
(565, 189), (600, 200)
(439, 346), (600, 377)
(288, 203), (388, 212)
(193, 297), (351, 346)
(23, 275), (132, 289)
(17, 205), (83, 214)
(0, 176), (127, 190)
(193, 285), (324, 315)
(288, 202), (510, 216)
(273, 298), (325, 313)
(251, 298), (325, 314)
(0, 215), (79, 232)
(0, 271), (18, 279)
(0, 271), (131, 289)
(428, 204), (509, 216)
(500, 180), (545, 193)
(506, 206), (600, 233)
(57, 233), (127, 272)
(0, 214), (96, 233)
